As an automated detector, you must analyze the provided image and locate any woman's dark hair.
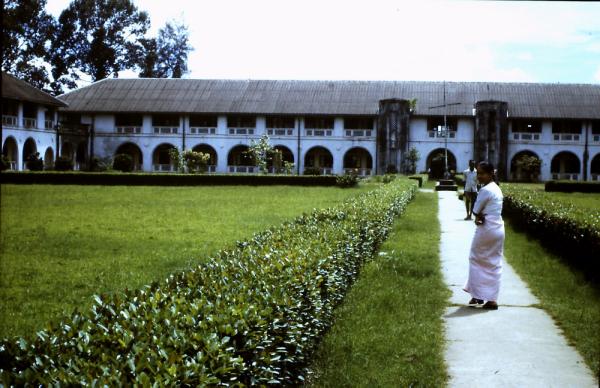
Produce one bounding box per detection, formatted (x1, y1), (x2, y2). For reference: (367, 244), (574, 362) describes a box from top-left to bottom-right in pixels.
(478, 161), (495, 175)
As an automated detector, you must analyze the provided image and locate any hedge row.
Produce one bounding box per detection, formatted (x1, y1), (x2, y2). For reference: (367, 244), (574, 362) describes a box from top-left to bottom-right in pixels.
(544, 180), (600, 193)
(0, 180), (418, 385)
(0, 172), (337, 186)
(502, 184), (600, 280)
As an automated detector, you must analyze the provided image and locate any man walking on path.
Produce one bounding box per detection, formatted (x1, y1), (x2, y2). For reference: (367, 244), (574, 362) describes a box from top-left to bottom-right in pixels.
(438, 190), (598, 387)
(463, 160), (478, 220)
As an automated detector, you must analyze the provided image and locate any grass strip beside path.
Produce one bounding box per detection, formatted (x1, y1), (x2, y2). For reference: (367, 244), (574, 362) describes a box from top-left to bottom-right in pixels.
(504, 222), (600, 378)
(307, 191), (449, 386)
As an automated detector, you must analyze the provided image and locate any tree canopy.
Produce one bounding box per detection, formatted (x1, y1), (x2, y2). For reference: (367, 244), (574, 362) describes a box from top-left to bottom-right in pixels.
(138, 21), (193, 78)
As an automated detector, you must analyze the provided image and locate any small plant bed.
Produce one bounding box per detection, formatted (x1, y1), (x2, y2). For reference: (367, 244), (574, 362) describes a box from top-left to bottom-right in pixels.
(504, 221), (600, 376)
(307, 191), (449, 386)
(0, 180), (417, 385)
(502, 184), (600, 281)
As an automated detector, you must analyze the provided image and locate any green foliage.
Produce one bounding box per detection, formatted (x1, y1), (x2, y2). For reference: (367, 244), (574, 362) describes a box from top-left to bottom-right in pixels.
(0, 155), (10, 171)
(0, 181), (417, 385)
(283, 161), (295, 175)
(112, 154), (134, 172)
(545, 180), (600, 193)
(385, 164), (398, 174)
(25, 152), (44, 171)
(168, 147), (184, 172)
(138, 20), (193, 78)
(404, 146), (420, 174)
(502, 184), (600, 280)
(2, 0), (55, 89)
(514, 154), (541, 182)
(90, 156), (112, 172)
(246, 134), (274, 174)
(304, 167), (322, 176)
(336, 173), (359, 188)
(53, 156), (73, 171)
(182, 150), (210, 173)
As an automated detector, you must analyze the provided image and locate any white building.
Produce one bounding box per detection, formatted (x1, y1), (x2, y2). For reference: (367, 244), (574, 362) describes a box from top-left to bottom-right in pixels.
(3, 75), (600, 181)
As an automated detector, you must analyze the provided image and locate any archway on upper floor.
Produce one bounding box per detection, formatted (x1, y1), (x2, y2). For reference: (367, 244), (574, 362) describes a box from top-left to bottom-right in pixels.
(44, 147), (54, 169)
(343, 147), (373, 176)
(426, 148), (457, 179)
(23, 137), (37, 168)
(2, 136), (18, 170)
(267, 145), (294, 173)
(510, 150), (541, 182)
(152, 143), (177, 172)
(192, 144), (218, 168)
(590, 153), (600, 181)
(304, 146), (333, 175)
(116, 142), (143, 171)
(227, 145), (254, 172)
(551, 151), (580, 180)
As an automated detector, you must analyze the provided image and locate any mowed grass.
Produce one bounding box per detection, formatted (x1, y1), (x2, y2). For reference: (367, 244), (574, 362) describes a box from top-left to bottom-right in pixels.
(0, 184), (372, 338)
(504, 218), (600, 376)
(307, 191), (450, 386)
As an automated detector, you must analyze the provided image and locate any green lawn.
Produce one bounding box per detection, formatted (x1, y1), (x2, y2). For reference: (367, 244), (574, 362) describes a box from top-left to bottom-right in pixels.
(0, 184), (371, 338)
(307, 191), (449, 386)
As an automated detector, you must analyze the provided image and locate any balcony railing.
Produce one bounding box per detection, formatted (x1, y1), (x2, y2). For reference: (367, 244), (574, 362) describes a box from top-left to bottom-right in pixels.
(117, 126), (142, 134)
(2, 115), (17, 127)
(345, 129), (373, 137)
(153, 164), (177, 172)
(228, 127), (255, 135)
(344, 168), (372, 176)
(512, 132), (541, 141)
(228, 165), (256, 173)
(553, 133), (580, 141)
(4, 161), (17, 170)
(428, 130), (456, 138)
(45, 119), (54, 129)
(153, 126), (178, 134)
(306, 129), (333, 136)
(552, 173), (579, 180)
(267, 128), (294, 136)
(23, 117), (37, 128)
(591, 174), (599, 181)
(190, 127), (216, 135)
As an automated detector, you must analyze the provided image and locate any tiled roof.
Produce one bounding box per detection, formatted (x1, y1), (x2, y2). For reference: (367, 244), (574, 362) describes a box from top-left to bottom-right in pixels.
(58, 78), (600, 119)
(2, 72), (67, 107)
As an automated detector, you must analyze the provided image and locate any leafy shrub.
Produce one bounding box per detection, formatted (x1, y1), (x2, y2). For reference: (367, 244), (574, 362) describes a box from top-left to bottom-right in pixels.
(182, 150), (210, 173)
(0, 155), (9, 171)
(53, 156), (74, 171)
(382, 174), (396, 184)
(502, 184), (600, 280)
(90, 157), (112, 172)
(25, 153), (44, 171)
(0, 180), (417, 385)
(113, 154), (134, 172)
(336, 173), (359, 188)
(303, 167), (322, 176)
(385, 164), (398, 174)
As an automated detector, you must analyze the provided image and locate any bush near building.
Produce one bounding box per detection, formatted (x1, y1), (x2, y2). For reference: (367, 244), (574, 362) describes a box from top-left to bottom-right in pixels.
(0, 180), (417, 385)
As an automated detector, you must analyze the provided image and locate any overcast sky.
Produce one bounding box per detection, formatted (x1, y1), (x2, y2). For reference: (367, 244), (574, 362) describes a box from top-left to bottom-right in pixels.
(45, 0), (600, 84)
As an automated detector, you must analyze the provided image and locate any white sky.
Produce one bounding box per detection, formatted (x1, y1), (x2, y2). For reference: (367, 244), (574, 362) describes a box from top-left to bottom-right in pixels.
(45, 0), (600, 84)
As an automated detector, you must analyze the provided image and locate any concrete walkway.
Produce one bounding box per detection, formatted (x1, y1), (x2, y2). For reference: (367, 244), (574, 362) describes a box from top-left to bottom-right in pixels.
(438, 191), (597, 388)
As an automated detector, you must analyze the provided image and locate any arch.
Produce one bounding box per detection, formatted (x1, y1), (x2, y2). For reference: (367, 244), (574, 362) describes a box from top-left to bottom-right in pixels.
(268, 145), (294, 173)
(343, 147), (373, 176)
(192, 144), (218, 165)
(2, 136), (18, 170)
(426, 148), (457, 179)
(591, 153), (600, 181)
(23, 137), (37, 168)
(304, 146), (334, 174)
(116, 142), (143, 171)
(551, 151), (580, 180)
(44, 147), (54, 169)
(510, 150), (541, 182)
(227, 144), (255, 172)
(76, 142), (87, 170)
(152, 143), (177, 172)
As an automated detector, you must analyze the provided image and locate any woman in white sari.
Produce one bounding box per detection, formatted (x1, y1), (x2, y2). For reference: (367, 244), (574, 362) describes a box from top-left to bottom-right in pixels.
(463, 162), (504, 310)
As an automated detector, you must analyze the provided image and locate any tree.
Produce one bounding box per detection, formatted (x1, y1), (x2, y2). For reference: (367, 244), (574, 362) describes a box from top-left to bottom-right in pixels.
(50, 0), (150, 93)
(2, 0), (55, 90)
(515, 154), (541, 182)
(403, 146), (420, 174)
(246, 135), (274, 174)
(138, 20), (193, 78)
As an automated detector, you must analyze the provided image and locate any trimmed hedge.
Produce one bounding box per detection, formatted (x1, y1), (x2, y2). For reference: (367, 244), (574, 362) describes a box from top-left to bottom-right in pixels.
(502, 184), (600, 281)
(545, 180), (600, 193)
(408, 174), (428, 187)
(0, 180), (418, 385)
(0, 172), (338, 186)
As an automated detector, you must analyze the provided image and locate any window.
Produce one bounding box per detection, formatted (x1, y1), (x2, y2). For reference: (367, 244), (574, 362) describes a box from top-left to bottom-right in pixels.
(344, 116), (373, 129)
(228, 115), (256, 128)
(552, 120), (581, 134)
(511, 119), (541, 133)
(152, 114), (179, 127)
(190, 114), (217, 127)
(592, 120), (600, 134)
(116, 114), (143, 126)
(427, 116), (457, 132)
(305, 116), (334, 129)
(266, 115), (295, 128)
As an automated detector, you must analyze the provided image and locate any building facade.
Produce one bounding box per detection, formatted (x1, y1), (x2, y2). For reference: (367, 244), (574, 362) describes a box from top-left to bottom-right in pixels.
(3, 76), (600, 181)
